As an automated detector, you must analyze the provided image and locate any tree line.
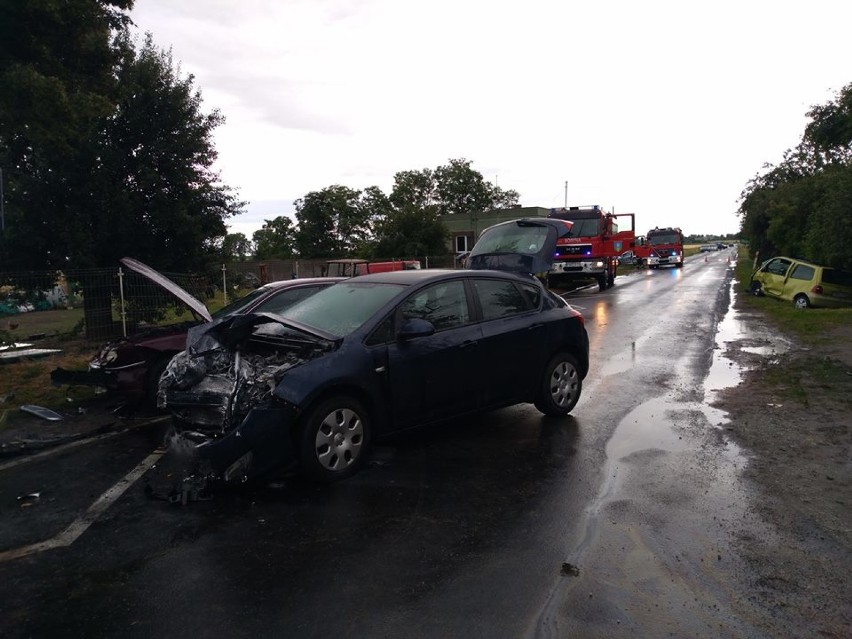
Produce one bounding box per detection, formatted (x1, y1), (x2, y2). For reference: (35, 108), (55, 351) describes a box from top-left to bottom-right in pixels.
(0, 1), (517, 274)
(231, 160), (519, 262)
(738, 83), (852, 270)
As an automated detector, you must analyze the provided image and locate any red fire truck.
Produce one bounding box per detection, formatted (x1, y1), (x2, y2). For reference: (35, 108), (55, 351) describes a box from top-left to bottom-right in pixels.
(645, 227), (684, 269)
(546, 205), (638, 291)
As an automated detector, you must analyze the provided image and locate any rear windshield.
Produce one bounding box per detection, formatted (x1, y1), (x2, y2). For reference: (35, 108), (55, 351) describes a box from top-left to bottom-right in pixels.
(822, 268), (852, 286)
(473, 222), (552, 256)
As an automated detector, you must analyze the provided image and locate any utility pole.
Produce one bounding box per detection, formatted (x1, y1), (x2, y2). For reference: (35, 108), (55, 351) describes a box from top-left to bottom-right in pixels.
(564, 180), (568, 207)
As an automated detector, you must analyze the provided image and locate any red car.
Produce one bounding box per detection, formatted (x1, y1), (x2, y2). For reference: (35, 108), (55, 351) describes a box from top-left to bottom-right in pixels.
(51, 257), (342, 405)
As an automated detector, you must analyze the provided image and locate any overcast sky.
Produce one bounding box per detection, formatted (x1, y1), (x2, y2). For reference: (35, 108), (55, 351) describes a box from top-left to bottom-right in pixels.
(130, 0), (850, 239)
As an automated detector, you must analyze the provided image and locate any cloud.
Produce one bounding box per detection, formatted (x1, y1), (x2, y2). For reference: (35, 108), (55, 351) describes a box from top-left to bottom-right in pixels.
(131, 0), (852, 236)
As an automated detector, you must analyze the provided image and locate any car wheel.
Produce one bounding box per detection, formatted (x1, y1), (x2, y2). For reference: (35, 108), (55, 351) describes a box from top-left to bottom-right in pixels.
(607, 271), (615, 287)
(597, 275), (607, 291)
(749, 281), (763, 296)
(299, 396), (370, 482)
(534, 352), (582, 416)
(675, 262), (684, 269)
(793, 294), (811, 309)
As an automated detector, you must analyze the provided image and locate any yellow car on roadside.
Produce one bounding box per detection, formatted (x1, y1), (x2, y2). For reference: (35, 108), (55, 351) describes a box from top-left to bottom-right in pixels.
(749, 256), (852, 309)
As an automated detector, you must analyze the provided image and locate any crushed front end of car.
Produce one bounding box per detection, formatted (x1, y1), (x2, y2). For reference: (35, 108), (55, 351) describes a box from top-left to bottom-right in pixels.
(158, 313), (336, 484)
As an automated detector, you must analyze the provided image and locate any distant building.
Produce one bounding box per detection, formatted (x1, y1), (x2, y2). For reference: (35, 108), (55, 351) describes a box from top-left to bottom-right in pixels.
(441, 206), (550, 256)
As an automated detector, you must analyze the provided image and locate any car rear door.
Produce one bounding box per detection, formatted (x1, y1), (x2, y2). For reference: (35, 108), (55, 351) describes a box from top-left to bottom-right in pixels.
(470, 277), (544, 407)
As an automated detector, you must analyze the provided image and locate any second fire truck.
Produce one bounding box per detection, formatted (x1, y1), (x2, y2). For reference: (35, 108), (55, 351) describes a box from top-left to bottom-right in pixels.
(645, 226), (684, 269)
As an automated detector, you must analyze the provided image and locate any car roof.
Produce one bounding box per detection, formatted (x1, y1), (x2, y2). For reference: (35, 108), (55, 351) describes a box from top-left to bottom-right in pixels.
(259, 276), (346, 290)
(339, 268), (533, 286)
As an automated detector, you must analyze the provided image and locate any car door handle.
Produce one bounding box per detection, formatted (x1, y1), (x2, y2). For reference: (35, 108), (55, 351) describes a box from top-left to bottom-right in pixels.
(459, 340), (478, 349)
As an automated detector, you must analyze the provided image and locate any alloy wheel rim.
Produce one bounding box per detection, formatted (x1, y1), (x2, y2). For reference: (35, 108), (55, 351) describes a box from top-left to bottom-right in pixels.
(315, 408), (364, 471)
(550, 361), (578, 407)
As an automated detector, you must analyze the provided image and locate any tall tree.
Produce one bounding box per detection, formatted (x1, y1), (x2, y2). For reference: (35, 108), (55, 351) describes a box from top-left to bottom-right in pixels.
(389, 169), (436, 211)
(294, 186), (373, 258)
(0, 0), (132, 269)
(91, 34), (241, 270)
(738, 83), (852, 269)
(372, 208), (447, 258)
(374, 169), (447, 257)
(488, 184), (521, 209)
(253, 216), (297, 259)
(220, 232), (252, 261)
(0, 5), (241, 271)
(434, 158), (493, 217)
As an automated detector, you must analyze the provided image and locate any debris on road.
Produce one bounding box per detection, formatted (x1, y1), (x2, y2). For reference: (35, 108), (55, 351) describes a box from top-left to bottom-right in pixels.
(20, 405), (64, 421)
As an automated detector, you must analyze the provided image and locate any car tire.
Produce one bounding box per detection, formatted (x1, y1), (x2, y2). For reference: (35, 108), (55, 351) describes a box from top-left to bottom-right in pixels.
(793, 294), (811, 309)
(597, 275), (607, 291)
(534, 352), (582, 416)
(749, 281), (763, 296)
(299, 396), (370, 482)
(607, 271), (615, 287)
(676, 262), (684, 269)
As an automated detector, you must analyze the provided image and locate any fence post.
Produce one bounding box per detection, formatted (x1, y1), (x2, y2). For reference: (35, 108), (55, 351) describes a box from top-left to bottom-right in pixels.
(222, 264), (228, 305)
(118, 266), (127, 337)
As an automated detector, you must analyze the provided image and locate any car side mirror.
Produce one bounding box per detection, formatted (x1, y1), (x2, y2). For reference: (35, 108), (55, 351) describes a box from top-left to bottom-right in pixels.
(398, 318), (435, 340)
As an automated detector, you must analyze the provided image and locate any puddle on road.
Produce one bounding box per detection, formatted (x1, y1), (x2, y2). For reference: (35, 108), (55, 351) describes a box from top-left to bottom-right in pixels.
(701, 280), (792, 426)
(605, 397), (689, 460)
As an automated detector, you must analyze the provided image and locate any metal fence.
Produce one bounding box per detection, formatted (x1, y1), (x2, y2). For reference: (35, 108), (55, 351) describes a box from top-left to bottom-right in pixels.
(0, 255), (459, 343)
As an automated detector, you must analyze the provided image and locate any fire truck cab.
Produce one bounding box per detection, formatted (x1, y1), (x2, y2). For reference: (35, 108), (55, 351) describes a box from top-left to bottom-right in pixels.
(546, 205), (637, 291)
(645, 227), (684, 269)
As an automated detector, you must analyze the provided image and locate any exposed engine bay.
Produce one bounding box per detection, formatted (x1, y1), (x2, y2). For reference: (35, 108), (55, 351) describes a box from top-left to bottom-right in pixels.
(158, 313), (335, 434)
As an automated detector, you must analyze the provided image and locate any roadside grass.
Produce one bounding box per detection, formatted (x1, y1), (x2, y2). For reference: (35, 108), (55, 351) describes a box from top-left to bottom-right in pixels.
(734, 252), (852, 410)
(0, 286), (255, 426)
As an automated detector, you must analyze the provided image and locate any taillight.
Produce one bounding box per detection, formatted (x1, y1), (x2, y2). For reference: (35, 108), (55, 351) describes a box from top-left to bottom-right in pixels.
(811, 285), (823, 294)
(568, 308), (585, 327)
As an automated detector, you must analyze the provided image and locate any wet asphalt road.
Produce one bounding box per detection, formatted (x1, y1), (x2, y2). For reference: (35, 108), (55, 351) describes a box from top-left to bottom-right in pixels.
(2, 249), (775, 638)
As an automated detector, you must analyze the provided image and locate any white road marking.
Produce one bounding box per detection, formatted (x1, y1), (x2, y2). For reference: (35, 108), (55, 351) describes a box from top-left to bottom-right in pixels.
(0, 415), (170, 472)
(0, 450), (165, 562)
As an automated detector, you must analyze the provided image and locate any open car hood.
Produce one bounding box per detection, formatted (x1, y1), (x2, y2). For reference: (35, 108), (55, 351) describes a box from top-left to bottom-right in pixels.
(466, 218), (573, 275)
(120, 257), (213, 322)
(186, 311), (339, 354)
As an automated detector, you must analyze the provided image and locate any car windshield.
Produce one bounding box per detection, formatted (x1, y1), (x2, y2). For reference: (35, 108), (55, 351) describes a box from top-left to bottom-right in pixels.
(211, 285), (274, 318)
(649, 233), (680, 245)
(282, 281), (406, 337)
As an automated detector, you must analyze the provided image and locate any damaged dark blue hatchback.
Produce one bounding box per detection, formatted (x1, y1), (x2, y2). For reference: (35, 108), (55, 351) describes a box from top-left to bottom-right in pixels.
(159, 218), (590, 483)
